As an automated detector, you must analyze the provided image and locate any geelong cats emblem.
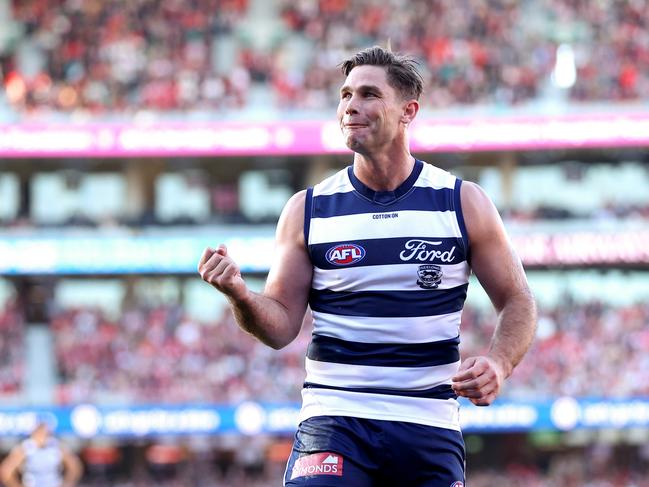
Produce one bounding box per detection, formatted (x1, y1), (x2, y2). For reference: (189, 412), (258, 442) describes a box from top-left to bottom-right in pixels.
(416, 264), (443, 289)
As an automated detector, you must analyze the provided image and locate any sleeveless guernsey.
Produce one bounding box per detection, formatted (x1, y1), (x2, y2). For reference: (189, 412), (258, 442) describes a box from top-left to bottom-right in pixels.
(21, 437), (63, 487)
(301, 160), (471, 431)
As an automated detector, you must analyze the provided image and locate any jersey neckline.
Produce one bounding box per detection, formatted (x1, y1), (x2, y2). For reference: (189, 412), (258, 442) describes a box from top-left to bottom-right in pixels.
(347, 159), (423, 205)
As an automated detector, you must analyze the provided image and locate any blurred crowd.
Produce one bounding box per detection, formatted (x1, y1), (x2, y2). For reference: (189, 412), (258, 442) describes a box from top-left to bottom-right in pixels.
(4, 0), (251, 116)
(52, 305), (309, 405)
(462, 299), (649, 400)
(278, 0), (649, 109)
(46, 298), (649, 405)
(0, 299), (23, 396)
(2, 0), (648, 117)
(1, 291), (646, 402)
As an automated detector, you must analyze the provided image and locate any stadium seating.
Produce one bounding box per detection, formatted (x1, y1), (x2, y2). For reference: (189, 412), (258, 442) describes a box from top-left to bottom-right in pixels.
(3, 0), (647, 117)
(49, 299), (649, 404)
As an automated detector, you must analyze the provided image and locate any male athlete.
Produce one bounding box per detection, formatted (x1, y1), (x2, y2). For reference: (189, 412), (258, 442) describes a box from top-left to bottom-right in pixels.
(1, 418), (83, 487)
(199, 46), (537, 486)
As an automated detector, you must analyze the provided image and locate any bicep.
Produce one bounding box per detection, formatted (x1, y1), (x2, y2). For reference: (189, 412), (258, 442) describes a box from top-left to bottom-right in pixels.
(263, 191), (313, 328)
(461, 182), (530, 311)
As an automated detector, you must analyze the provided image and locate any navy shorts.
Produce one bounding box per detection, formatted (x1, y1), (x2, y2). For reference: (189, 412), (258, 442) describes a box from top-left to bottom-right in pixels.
(283, 416), (465, 486)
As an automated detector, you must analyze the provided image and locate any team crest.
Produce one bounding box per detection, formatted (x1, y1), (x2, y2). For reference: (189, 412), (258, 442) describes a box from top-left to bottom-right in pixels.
(416, 264), (443, 289)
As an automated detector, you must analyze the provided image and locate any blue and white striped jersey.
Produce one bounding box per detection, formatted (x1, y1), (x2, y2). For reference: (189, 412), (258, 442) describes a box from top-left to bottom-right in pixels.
(301, 159), (471, 431)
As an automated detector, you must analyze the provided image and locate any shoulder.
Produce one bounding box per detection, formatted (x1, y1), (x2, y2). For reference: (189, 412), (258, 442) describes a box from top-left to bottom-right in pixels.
(281, 190), (307, 220)
(276, 190), (308, 246)
(459, 180), (505, 243)
(460, 180), (494, 209)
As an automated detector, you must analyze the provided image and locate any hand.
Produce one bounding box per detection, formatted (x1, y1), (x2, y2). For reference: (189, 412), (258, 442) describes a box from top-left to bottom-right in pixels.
(198, 244), (248, 301)
(451, 356), (505, 406)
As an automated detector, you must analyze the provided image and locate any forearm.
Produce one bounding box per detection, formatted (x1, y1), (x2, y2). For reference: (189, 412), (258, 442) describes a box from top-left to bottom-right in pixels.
(488, 289), (537, 378)
(227, 289), (301, 350)
(1, 473), (21, 487)
(62, 473), (81, 487)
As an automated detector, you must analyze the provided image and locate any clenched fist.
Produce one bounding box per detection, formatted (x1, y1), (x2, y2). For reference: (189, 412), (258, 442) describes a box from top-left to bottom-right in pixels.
(198, 244), (248, 301)
(451, 355), (506, 406)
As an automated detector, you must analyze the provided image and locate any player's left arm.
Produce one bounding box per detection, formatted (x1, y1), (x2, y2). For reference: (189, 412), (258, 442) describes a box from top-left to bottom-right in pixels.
(61, 446), (83, 487)
(0, 444), (25, 487)
(451, 181), (537, 406)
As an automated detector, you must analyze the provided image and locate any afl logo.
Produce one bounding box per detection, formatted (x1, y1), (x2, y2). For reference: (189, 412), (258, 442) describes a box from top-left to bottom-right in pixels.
(326, 244), (366, 266)
(450, 483), (464, 487)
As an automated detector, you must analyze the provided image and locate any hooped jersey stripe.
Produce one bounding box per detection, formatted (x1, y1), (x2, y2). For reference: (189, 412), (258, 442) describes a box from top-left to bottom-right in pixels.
(306, 333), (460, 367)
(310, 310), (461, 344)
(312, 186), (457, 217)
(309, 284), (468, 317)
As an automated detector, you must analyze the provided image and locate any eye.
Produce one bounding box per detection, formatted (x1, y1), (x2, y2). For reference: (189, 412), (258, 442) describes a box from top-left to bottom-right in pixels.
(341, 92), (351, 100)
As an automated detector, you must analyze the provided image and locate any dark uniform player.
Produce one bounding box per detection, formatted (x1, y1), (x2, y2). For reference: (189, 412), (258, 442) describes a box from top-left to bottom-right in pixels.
(199, 46), (537, 486)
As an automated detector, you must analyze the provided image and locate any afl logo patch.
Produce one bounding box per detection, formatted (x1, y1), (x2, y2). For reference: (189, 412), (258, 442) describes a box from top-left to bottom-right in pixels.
(450, 482), (464, 487)
(326, 244), (366, 266)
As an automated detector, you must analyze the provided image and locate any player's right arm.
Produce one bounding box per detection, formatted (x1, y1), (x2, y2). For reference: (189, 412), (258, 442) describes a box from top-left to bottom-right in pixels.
(0, 444), (26, 487)
(198, 190), (312, 349)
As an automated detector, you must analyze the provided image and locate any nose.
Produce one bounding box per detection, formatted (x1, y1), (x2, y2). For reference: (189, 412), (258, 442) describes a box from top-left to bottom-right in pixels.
(344, 94), (359, 115)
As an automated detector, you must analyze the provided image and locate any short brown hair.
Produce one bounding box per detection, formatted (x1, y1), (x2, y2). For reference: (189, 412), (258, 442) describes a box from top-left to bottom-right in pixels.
(340, 46), (424, 101)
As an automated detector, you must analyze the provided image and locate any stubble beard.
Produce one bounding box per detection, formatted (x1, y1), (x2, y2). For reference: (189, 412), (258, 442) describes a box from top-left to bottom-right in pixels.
(345, 132), (368, 155)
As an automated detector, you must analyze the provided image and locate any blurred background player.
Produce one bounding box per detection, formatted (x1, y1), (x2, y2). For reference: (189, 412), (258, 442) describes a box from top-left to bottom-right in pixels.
(0, 418), (83, 487)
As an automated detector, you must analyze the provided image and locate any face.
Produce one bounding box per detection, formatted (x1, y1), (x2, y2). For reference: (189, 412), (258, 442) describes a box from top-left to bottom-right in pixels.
(32, 423), (50, 445)
(337, 65), (412, 155)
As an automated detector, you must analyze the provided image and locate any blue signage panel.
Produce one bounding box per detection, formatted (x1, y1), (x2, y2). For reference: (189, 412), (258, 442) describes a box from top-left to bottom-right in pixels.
(0, 233), (275, 275)
(0, 398), (648, 438)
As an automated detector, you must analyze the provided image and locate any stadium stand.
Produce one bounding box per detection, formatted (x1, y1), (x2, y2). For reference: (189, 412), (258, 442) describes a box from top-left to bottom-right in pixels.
(47, 297), (649, 405)
(52, 304), (309, 405)
(462, 299), (649, 400)
(2, 0), (648, 118)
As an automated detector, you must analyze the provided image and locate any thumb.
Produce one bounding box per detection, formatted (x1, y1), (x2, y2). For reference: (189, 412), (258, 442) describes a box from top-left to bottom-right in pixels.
(216, 244), (228, 256)
(452, 356), (477, 381)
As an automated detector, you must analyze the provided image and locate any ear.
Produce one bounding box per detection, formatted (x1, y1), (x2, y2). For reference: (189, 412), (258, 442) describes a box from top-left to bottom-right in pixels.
(400, 99), (419, 125)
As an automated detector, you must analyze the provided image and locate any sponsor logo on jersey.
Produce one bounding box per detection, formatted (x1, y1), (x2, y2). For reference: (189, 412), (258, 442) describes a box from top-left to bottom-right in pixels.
(417, 264), (443, 289)
(290, 452), (344, 479)
(326, 244), (366, 266)
(372, 212), (399, 220)
(400, 239), (457, 263)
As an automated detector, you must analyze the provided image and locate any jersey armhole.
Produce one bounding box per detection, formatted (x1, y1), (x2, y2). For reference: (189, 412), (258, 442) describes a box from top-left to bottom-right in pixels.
(303, 186), (314, 255)
(453, 178), (471, 264)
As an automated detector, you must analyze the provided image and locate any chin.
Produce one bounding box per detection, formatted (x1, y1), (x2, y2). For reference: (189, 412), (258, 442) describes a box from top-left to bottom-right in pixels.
(345, 135), (364, 153)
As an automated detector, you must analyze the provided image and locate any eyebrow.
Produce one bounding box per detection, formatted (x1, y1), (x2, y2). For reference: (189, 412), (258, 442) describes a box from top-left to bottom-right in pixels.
(340, 84), (383, 94)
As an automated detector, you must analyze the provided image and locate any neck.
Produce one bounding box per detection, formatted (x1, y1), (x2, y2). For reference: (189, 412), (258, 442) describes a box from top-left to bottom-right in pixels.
(353, 149), (415, 192)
